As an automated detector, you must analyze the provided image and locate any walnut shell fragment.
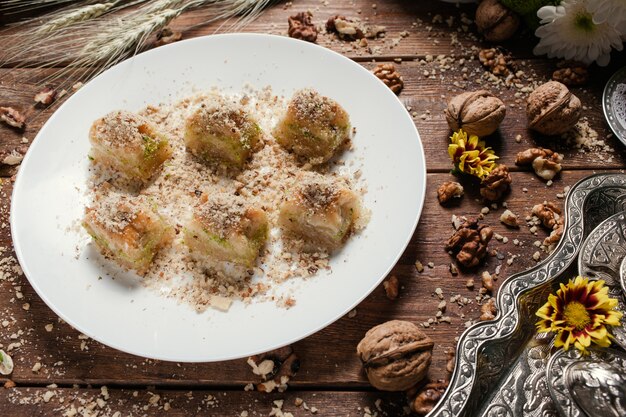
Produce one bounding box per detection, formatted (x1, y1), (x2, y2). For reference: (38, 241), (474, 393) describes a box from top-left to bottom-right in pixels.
(445, 90), (506, 136)
(357, 320), (433, 391)
(480, 164), (511, 202)
(288, 11), (318, 42)
(526, 81), (581, 135)
(445, 219), (493, 268)
(475, 0), (520, 42)
(437, 181), (464, 204)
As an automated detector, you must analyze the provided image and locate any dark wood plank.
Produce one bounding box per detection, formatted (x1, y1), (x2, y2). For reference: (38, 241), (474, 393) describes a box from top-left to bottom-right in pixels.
(0, 169), (613, 388)
(0, 0), (486, 65)
(1, 53), (624, 174)
(0, 387), (407, 417)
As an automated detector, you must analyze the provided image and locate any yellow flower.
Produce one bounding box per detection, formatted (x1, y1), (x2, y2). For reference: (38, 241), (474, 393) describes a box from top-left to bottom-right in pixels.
(448, 130), (498, 179)
(536, 276), (623, 353)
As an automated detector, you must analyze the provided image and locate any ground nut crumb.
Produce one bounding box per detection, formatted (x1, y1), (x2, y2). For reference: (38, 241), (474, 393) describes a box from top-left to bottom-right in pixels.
(85, 86), (368, 312)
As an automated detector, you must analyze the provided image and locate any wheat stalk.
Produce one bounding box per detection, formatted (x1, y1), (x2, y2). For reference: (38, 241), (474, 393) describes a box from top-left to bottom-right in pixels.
(36, 1), (123, 34)
(0, 0), (84, 14)
(0, 0), (272, 95)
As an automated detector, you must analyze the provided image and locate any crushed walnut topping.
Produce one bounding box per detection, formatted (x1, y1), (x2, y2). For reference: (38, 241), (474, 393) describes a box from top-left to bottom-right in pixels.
(195, 193), (248, 239)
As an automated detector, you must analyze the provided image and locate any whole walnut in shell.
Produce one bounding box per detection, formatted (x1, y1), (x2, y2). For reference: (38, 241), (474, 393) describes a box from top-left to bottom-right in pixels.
(357, 320), (434, 391)
(475, 0), (520, 42)
(445, 90), (506, 136)
(527, 81), (581, 135)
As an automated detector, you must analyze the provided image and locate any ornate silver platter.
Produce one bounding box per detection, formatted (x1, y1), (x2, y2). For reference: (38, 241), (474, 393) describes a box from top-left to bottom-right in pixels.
(429, 173), (626, 417)
(603, 66), (626, 146)
(547, 348), (626, 417)
(578, 211), (626, 350)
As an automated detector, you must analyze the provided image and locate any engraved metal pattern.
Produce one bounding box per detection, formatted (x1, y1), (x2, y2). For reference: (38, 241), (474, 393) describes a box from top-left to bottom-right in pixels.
(602, 65), (626, 147)
(429, 173), (626, 417)
(547, 349), (626, 417)
(620, 257), (626, 298)
(578, 211), (626, 350)
(567, 361), (626, 417)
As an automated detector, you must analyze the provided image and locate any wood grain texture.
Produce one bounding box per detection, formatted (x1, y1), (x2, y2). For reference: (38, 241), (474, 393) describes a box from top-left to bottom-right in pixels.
(0, 170), (608, 389)
(1, 0), (625, 414)
(0, 54), (625, 173)
(0, 387), (407, 416)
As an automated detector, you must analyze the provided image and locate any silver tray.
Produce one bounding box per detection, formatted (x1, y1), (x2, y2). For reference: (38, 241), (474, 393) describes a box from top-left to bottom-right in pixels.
(429, 173), (626, 417)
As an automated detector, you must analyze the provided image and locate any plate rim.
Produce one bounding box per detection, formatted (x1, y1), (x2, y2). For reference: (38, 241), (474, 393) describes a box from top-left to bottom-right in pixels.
(9, 33), (427, 362)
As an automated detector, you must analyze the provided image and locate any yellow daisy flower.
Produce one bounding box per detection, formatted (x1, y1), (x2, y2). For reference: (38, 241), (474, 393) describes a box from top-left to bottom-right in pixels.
(448, 130), (498, 179)
(536, 276), (623, 353)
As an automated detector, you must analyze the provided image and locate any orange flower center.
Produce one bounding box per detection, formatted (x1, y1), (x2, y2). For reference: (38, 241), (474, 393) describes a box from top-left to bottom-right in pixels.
(564, 301), (591, 330)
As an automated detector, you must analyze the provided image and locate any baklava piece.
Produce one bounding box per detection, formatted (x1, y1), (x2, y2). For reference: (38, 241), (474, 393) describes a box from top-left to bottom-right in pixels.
(184, 100), (262, 169)
(279, 173), (361, 251)
(89, 110), (172, 183)
(82, 185), (173, 274)
(273, 89), (351, 164)
(184, 194), (269, 267)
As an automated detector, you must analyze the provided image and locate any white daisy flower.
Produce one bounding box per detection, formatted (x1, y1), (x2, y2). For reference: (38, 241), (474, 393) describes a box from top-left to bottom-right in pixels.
(534, 0), (624, 66)
(587, 0), (626, 37)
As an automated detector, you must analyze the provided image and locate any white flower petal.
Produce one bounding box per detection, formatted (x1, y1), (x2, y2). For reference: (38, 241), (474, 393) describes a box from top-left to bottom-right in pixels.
(534, 0), (624, 66)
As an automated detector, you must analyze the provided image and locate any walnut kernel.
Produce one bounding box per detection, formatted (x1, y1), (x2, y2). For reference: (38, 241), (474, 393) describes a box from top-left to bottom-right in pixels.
(480, 164), (511, 201)
(326, 15), (364, 40)
(515, 148), (562, 181)
(357, 320), (433, 391)
(480, 298), (497, 321)
(0, 107), (25, 129)
(155, 27), (182, 46)
(409, 380), (449, 416)
(445, 219), (493, 268)
(248, 346), (299, 392)
(383, 275), (399, 300)
(437, 181), (464, 204)
(478, 48), (514, 76)
(372, 63), (403, 94)
(288, 12), (318, 42)
(499, 209), (518, 227)
(552, 61), (588, 86)
(34, 87), (57, 106)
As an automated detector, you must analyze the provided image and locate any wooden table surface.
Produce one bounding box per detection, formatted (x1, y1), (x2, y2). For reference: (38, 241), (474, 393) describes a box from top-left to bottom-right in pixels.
(1, 1), (624, 416)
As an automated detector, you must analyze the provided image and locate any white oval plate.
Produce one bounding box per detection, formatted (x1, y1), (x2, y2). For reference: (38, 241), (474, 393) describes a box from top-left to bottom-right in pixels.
(11, 34), (426, 362)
